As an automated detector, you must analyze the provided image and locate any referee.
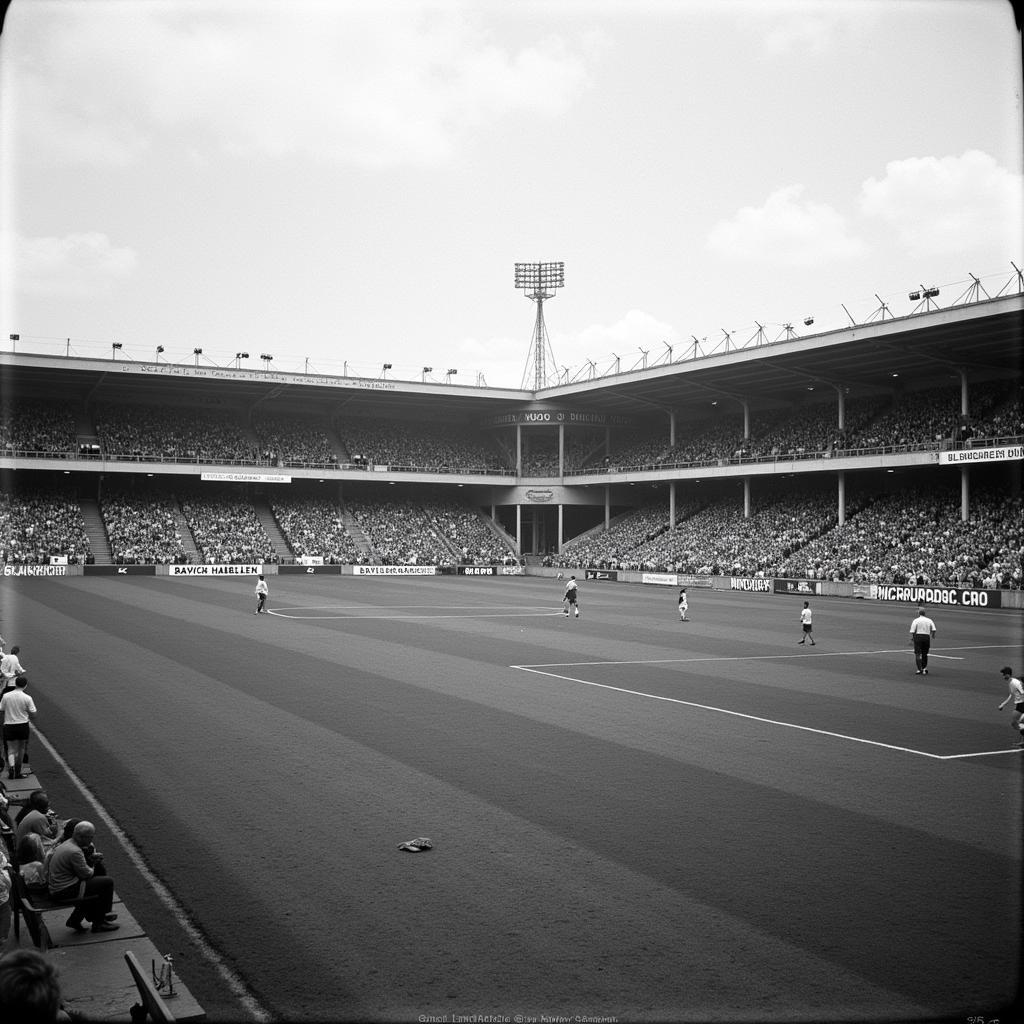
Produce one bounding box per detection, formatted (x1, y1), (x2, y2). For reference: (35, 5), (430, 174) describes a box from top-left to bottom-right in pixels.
(908, 606), (937, 675)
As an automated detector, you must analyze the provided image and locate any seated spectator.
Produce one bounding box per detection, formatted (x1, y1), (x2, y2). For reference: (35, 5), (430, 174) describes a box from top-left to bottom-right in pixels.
(13, 791), (60, 850)
(47, 821), (119, 934)
(14, 833), (48, 894)
(0, 948), (72, 1022)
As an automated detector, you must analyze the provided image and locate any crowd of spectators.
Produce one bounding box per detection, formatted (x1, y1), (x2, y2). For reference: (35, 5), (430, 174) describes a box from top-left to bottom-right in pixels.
(1, 472), (1020, 584)
(252, 414), (339, 467)
(93, 403), (263, 464)
(422, 501), (517, 564)
(0, 490), (91, 565)
(574, 382), (1022, 473)
(100, 492), (189, 565)
(556, 483), (1021, 588)
(519, 434), (560, 476)
(5, 385), (1020, 480)
(0, 403), (77, 457)
(346, 499), (457, 565)
(556, 502), (685, 571)
(558, 487), (847, 576)
(270, 497), (363, 563)
(967, 384), (1023, 442)
(335, 417), (508, 473)
(179, 492), (279, 564)
(777, 487), (1022, 587)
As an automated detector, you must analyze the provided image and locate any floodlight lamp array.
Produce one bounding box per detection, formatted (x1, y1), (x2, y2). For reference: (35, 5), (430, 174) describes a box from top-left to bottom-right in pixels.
(514, 261), (565, 291)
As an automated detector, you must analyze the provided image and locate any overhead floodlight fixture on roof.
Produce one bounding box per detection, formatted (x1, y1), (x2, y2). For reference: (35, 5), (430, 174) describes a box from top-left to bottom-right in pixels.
(803, 316), (814, 326)
(910, 284), (941, 313)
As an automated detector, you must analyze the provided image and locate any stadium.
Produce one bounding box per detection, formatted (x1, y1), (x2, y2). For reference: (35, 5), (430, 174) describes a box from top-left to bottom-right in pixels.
(0, 284), (1021, 1022)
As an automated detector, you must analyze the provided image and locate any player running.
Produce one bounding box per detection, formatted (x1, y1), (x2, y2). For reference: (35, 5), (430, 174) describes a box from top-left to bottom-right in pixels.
(563, 575), (580, 618)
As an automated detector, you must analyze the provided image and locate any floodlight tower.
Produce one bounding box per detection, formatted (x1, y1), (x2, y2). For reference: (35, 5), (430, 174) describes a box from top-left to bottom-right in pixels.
(515, 261), (564, 391)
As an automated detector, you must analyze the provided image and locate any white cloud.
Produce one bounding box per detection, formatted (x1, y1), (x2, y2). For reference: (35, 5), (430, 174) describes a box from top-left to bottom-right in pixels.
(738, 1), (879, 58)
(7, 232), (138, 297)
(860, 150), (1023, 256)
(706, 184), (867, 266)
(4, 3), (597, 167)
(544, 309), (676, 379)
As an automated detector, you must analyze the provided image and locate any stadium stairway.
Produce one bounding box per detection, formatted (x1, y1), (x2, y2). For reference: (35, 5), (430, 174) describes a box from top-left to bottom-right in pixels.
(483, 513), (518, 558)
(341, 508), (375, 561)
(253, 499), (292, 561)
(3, 770), (206, 1021)
(79, 498), (113, 564)
(171, 501), (202, 562)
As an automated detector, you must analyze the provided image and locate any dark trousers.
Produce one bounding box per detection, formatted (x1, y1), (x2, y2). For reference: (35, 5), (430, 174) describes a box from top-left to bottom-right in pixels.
(913, 636), (931, 670)
(50, 875), (115, 924)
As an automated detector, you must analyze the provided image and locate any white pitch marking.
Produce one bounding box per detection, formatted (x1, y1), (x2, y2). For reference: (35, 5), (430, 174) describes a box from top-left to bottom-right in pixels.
(518, 643), (1022, 669)
(269, 607), (561, 620)
(510, 664), (1024, 760)
(934, 748), (1024, 760)
(512, 664), (943, 757)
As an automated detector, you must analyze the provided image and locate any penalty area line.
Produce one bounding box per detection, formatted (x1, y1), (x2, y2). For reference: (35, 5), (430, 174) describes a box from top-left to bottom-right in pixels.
(268, 608), (562, 620)
(510, 664), (947, 759)
(517, 643), (1021, 669)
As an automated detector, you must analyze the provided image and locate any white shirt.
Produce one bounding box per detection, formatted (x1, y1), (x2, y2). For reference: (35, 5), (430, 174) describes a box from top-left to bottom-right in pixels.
(0, 688), (36, 725)
(0, 652), (25, 683)
(909, 614), (936, 637)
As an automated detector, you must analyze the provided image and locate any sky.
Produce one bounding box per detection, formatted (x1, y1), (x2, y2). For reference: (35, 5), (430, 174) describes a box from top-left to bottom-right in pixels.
(1, 0), (1021, 390)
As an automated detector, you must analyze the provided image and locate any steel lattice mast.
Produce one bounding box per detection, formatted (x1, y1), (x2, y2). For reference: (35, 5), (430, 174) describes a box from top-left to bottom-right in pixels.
(515, 261), (564, 391)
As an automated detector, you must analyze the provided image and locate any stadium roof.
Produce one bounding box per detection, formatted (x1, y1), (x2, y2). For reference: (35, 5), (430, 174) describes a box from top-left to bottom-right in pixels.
(2, 294), (1020, 424)
(537, 294), (1023, 421)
